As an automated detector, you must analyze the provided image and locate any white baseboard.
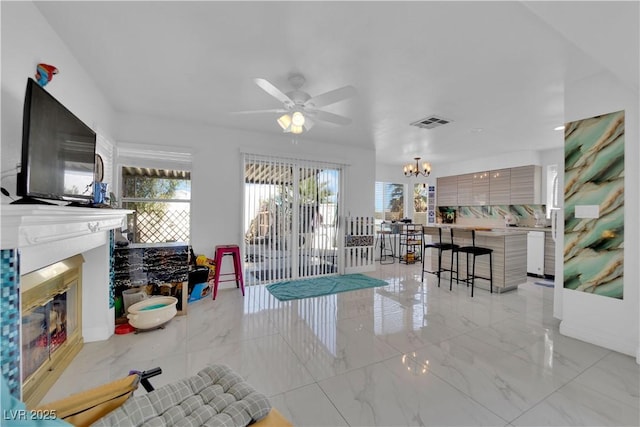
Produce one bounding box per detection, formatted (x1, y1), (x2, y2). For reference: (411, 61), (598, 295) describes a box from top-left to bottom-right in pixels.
(83, 326), (112, 343)
(560, 319), (638, 358)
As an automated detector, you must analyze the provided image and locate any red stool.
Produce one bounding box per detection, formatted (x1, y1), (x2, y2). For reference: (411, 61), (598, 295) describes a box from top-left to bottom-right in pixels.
(212, 245), (245, 300)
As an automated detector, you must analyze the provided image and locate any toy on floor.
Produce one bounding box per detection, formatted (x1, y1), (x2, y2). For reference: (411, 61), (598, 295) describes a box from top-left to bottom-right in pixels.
(195, 254), (216, 272)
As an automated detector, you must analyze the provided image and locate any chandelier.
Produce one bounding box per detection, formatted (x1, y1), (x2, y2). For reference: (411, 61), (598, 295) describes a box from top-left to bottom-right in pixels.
(403, 157), (431, 177)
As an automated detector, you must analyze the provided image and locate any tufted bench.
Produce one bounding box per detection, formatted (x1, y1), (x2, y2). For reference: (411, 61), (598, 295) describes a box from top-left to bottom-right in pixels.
(93, 365), (272, 426)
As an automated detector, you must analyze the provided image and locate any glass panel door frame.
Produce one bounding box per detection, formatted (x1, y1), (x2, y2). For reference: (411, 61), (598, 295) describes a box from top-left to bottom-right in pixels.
(242, 153), (344, 285)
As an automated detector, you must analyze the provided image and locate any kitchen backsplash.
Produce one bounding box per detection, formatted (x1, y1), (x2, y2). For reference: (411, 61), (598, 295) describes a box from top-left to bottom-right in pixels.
(437, 204), (548, 227)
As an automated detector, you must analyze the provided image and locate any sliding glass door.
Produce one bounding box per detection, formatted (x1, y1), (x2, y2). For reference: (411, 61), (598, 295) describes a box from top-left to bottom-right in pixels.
(243, 154), (342, 285)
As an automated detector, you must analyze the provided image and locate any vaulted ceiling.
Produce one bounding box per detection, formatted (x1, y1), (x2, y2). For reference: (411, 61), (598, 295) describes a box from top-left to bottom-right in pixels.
(34, 1), (638, 165)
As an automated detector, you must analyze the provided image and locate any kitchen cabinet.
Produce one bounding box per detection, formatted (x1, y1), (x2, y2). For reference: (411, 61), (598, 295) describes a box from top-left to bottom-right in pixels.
(436, 176), (458, 206)
(472, 171), (490, 205)
(544, 231), (556, 277)
(510, 165), (541, 204)
(457, 173), (473, 205)
(489, 168), (511, 205)
(437, 165), (541, 207)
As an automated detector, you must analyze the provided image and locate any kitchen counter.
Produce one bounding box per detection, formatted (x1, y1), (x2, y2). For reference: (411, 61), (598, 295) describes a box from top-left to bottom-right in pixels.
(435, 223), (551, 232)
(475, 229), (528, 237)
(426, 226), (527, 293)
(496, 226), (552, 232)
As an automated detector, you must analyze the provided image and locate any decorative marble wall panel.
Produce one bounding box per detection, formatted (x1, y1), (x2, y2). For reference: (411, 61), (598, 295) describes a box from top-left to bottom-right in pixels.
(564, 110), (624, 299)
(1, 249), (20, 398)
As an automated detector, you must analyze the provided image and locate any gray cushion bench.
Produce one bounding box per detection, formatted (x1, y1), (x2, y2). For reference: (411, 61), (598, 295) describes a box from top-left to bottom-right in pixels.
(93, 365), (272, 427)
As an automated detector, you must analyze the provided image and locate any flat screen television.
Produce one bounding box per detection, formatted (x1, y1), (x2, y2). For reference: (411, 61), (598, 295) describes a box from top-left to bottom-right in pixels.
(15, 78), (96, 205)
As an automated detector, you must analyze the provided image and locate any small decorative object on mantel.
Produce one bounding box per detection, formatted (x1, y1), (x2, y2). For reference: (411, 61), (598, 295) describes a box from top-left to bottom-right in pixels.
(93, 182), (108, 205)
(94, 154), (104, 182)
(35, 63), (58, 87)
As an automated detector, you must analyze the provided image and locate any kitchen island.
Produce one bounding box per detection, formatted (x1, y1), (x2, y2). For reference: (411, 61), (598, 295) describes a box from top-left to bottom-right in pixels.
(425, 227), (528, 293)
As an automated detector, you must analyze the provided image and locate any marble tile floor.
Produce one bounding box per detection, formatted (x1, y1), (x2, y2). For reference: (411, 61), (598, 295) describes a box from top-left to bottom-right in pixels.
(43, 262), (639, 426)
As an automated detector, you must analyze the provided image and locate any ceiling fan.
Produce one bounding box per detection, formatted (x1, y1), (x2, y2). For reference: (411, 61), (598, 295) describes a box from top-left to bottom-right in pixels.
(234, 73), (356, 134)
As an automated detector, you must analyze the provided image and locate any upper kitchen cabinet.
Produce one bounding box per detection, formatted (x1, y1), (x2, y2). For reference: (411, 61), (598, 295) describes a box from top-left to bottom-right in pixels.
(437, 165), (541, 207)
(472, 171), (490, 205)
(436, 175), (458, 206)
(489, 168), (511, 205)
(457, 173), (473, 206)
(510, 165), (541, 204)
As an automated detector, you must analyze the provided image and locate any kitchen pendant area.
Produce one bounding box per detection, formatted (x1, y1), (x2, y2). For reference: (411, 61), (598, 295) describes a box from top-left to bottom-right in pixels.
(430, 163), (558, 289)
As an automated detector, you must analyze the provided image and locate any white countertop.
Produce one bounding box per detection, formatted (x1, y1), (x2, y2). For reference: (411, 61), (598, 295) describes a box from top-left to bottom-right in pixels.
(475, 229), (528, 237)
(435, 223), (552, 232)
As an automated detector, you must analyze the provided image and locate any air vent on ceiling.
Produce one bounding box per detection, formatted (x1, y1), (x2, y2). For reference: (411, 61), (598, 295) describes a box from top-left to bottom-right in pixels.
(410, 115), (453, 130)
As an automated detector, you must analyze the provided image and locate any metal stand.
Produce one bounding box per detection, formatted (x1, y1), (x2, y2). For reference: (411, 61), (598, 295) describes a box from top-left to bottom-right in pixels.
(375, 222), (395, 264)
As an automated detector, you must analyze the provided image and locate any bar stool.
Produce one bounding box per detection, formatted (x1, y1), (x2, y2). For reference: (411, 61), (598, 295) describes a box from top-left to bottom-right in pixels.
(421, 226), (457, 287)
(450, 229), (493, 297)
(375, 222), (395, 264)
(212, 245), (245, 300)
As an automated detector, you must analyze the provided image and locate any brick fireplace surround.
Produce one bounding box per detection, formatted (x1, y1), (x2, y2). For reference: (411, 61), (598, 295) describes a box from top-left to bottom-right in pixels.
(0, 205), (130, 402)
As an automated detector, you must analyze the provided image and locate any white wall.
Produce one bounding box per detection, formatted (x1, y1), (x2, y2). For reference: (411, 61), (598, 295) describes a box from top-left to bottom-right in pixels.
(561, 70), (639, 360)
(0, 1), (375, 259)
(115, 113), (376, 257)
(0, 1), (115, 201)
(0, 1), (119, 345)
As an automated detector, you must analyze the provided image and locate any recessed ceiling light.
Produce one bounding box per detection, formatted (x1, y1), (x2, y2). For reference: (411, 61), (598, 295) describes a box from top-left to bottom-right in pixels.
(554, 125), (565, 131)
(470, 128), (483, 133)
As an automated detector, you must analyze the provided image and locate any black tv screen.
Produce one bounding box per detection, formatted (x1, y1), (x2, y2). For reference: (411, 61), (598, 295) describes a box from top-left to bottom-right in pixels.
(17, 78), (96, 204)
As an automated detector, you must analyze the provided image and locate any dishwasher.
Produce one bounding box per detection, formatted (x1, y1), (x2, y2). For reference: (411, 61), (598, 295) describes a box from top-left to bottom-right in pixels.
(527, 231), (545, 276)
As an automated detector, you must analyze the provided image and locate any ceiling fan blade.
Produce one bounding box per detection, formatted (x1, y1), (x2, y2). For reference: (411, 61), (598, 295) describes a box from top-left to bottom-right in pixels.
(230, 108), (289, 115)
(254, 78), (294, 107)
(309, 110), (352, 126)
(304, 85), (356, 109)
(303, 116), (314, 131)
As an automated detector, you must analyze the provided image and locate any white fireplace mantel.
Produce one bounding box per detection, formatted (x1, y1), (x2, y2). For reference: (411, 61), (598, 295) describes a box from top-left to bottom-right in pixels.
(1, 204), (130, 251)
(1, 204), (131, 343)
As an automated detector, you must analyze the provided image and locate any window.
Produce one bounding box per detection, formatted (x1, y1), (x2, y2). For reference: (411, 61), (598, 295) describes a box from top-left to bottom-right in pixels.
(413, 183), (428, 213)
(374, 182), (404, 222)
(121, 167), (191, 243)
(413, 183), (430, 225)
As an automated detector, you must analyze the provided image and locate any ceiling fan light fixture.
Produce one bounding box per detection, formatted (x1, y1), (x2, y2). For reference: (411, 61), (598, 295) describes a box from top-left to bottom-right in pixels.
(303, 117), (314, 131)
(291, 111), (306, 127)
(246, 74), (355, 136)
(277, 114), (292, 130)
(290, 124), (304, 134)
